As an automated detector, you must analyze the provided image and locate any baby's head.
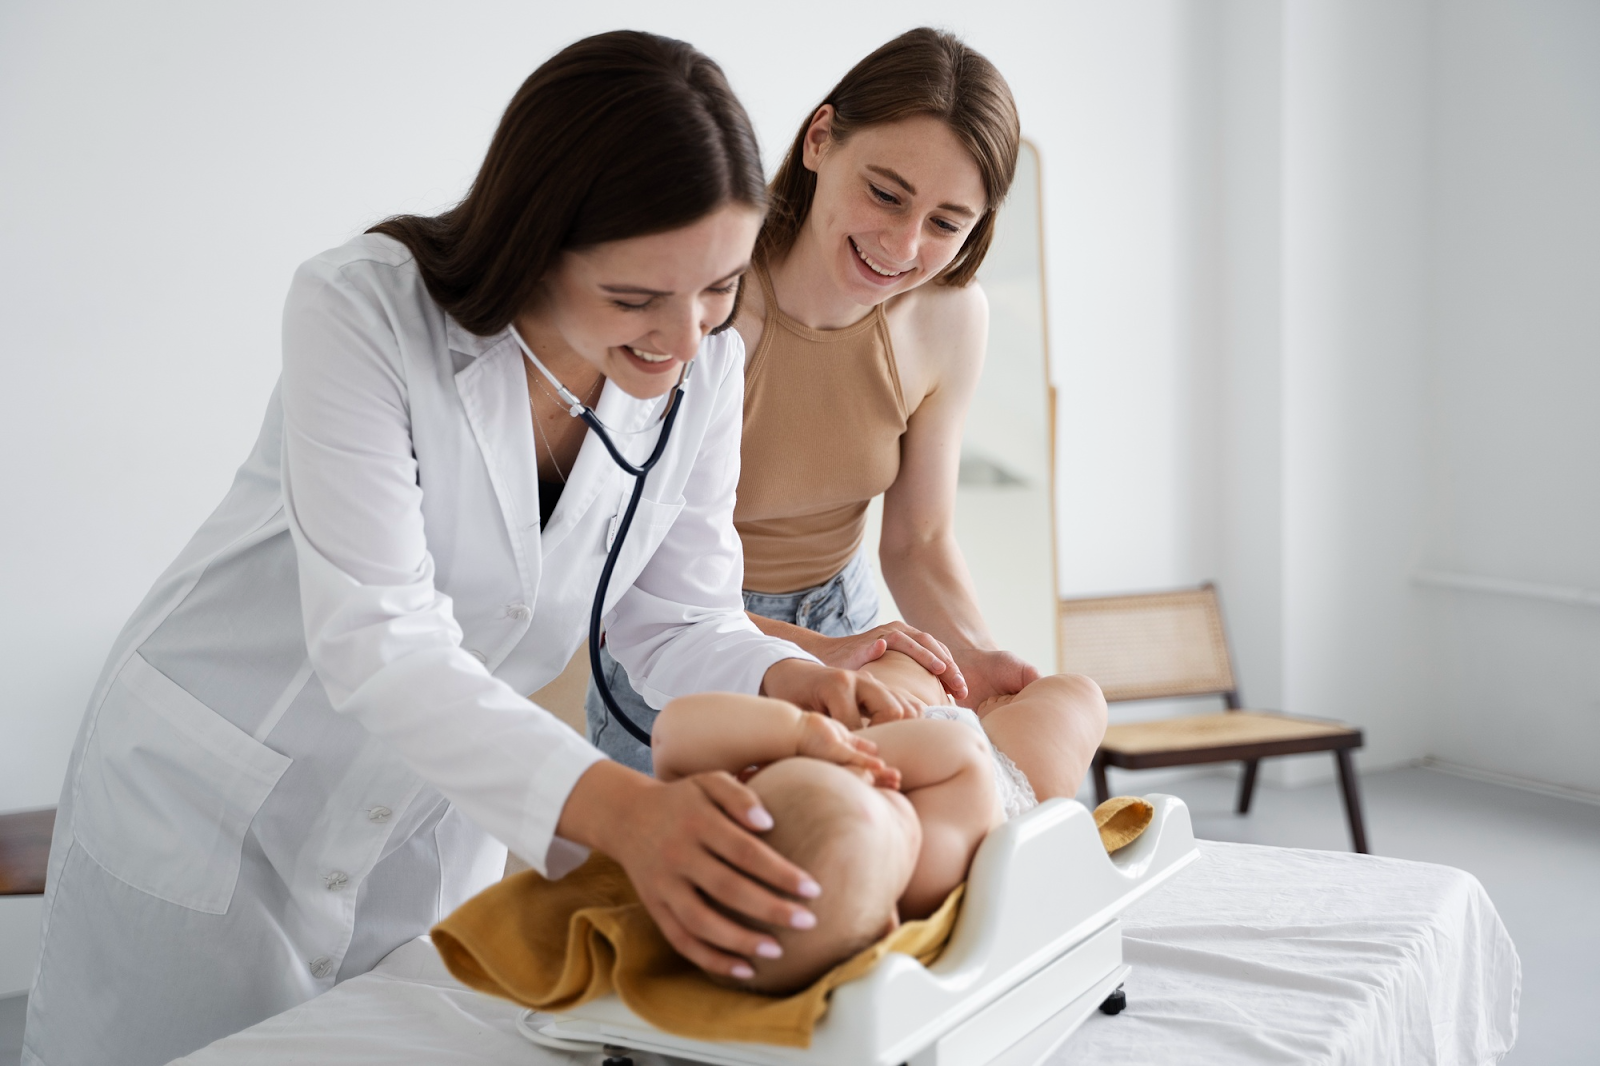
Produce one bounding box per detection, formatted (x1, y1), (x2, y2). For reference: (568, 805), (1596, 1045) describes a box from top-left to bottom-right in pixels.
(731, 757), (921, 995)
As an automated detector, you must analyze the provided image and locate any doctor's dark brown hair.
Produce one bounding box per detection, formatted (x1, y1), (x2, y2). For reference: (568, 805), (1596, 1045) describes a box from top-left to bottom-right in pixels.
(756, 27), (1019, 288)
(370, 31), (766, 336)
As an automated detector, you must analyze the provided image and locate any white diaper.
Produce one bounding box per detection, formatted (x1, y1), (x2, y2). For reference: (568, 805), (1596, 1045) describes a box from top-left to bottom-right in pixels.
(922, 703), (1038, 820)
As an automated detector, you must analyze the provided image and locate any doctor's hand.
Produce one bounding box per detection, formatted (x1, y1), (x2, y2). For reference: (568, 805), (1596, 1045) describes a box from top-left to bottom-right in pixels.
(760, 658), (921, 728)
(951, 646), (1041, 709)
(809, 623), (968, 702)
(557, 760), (822, 980)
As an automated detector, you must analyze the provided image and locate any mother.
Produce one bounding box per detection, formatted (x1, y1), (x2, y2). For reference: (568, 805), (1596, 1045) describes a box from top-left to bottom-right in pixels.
(25, 31), (903, 1066)
(592, 29), (1101, 770)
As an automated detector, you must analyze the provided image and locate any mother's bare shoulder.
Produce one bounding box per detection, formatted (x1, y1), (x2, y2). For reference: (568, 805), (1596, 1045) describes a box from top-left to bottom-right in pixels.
(887, 281), (990, 406)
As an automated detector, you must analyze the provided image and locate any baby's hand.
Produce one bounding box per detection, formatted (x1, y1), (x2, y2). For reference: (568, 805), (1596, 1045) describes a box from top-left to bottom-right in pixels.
(795, 713), (903, 790)
(865, 688), (927, 725)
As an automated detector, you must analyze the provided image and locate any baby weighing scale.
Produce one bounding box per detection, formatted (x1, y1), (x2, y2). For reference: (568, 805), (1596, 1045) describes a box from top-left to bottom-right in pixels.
(518, 793), (1200, 1066)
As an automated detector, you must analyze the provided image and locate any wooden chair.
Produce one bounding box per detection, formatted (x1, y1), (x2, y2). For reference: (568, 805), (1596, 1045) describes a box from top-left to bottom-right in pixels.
(0, 806), (55, 895)
(1059, 583), (1369, 853)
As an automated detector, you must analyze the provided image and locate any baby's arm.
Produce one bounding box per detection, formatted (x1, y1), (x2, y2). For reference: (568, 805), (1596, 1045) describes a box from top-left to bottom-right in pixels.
(652, 693), (894, 785)
(856, 717), (1004, 918)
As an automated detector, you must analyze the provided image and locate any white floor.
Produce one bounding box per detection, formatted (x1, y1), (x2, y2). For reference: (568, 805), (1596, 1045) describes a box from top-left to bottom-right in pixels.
(0, 995), (19, 1066)
(2, 764), (1596, 1066)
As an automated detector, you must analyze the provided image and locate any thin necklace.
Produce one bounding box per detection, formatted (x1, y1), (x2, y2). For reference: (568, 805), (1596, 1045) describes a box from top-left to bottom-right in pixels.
(526, 360), (601, 484)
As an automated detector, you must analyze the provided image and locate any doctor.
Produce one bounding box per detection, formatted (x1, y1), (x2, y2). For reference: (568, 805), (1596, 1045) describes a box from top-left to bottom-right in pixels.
(24, 31), (910, 1066)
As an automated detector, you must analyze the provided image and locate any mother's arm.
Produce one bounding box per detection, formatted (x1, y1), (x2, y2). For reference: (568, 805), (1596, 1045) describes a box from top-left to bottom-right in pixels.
(879, 283), (1041, 707)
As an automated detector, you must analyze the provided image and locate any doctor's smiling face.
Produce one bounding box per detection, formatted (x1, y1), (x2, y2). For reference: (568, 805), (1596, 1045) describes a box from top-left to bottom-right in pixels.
(516, 203), (762, 400)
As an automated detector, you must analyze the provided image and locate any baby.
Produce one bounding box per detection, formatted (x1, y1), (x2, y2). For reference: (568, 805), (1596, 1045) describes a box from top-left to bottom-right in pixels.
(651, 655), (1107, 993)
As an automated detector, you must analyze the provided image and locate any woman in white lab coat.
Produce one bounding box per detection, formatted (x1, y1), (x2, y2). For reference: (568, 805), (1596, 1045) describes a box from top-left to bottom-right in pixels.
(23, 32), (912, 1066)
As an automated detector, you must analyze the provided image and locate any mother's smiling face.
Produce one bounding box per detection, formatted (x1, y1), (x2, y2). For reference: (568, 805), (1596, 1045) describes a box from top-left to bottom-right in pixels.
(800, 109), (988, 307)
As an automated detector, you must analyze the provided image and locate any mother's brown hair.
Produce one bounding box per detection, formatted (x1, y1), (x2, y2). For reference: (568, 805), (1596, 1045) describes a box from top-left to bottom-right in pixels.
(757, 28), (1020, 288)
(371, 31), (765, 336)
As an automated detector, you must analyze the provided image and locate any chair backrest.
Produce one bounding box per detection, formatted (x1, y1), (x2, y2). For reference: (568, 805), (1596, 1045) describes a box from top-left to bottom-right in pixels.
(1056, 583), (1238, 704)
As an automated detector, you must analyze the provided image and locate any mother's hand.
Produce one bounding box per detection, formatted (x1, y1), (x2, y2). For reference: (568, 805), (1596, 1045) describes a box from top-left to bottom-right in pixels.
(951, 646), (1041, 708)
(810, 622), (969, 701)
(556, 761), (821, 979)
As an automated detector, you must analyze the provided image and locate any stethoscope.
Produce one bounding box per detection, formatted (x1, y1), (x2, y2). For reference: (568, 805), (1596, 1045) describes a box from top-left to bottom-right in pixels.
(510, 327), (689, 745)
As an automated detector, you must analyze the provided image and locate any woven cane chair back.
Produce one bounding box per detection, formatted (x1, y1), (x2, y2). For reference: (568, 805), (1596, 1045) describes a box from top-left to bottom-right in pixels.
(1057, 584), (1237, 703)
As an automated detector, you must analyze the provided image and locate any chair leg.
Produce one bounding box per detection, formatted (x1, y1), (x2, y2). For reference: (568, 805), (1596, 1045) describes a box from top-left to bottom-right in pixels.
(1092, 755), (1109, 806)
(1236, 759), (1259, 815)
(1334, 749), (1369, 854)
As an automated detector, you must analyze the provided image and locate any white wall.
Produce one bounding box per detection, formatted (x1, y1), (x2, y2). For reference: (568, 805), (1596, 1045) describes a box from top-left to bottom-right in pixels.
(1421, 0), (1600, 792)
(1276, 0), (1435, 777)
(1050, 3), (1206, 597)
(1058, 0), (1598, 794)
(0, 0), (1198, 818)
(1053, 0), (1439, 784)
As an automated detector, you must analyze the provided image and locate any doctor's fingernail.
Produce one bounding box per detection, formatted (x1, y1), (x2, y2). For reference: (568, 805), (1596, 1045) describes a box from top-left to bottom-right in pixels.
(797, 878), (822, 899)
(790, 909), (818, 930)
(731, 963), (755, 979)
(756, 941), (783, 959)
(747, 806), (774, 830)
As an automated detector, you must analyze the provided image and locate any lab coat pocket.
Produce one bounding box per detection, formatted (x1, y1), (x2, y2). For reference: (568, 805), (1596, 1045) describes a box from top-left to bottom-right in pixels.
(74, 652), (292, 914)
(600, 495), (687, 617)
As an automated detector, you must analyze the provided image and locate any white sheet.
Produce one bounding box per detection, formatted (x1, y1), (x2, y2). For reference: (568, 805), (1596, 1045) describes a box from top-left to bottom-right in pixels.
(174, 841), (1519, 1066)
(1060, 842), (1519, 1065)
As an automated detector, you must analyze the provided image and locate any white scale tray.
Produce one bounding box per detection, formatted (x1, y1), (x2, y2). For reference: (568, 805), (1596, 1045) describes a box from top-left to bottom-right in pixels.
(522, 794), (1200, 1066)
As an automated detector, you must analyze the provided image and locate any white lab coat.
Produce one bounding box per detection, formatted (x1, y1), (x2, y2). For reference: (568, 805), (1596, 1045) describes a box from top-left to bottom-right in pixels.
(23, 234), (813, 1066)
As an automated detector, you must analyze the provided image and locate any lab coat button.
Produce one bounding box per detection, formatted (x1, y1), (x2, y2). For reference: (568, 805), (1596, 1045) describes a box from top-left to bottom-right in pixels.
(323, 870), (350, 891)
(366, 806), (392, 823)
(468, 648), (488, 664)
(506, 603), (532, 622)
(309, 956), (333, 978)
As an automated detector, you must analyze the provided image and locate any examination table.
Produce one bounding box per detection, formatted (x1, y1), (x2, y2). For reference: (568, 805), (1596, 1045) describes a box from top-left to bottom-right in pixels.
(173, 840), (1519, 1065)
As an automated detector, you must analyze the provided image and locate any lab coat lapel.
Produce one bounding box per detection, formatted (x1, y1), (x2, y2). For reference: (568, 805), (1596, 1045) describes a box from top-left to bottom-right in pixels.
(538, 378), (666, 554)
(452, 333), (542, 599)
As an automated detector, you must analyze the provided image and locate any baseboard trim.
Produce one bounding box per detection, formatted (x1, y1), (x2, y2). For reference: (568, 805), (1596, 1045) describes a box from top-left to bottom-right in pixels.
(1419, 756), (1600, 807)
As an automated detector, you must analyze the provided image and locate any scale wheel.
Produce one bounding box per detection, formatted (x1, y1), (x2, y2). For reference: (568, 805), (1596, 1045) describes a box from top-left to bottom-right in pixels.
(1098, 984), (1127, 1016)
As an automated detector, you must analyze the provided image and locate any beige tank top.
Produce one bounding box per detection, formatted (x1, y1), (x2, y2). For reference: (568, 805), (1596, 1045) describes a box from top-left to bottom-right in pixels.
(734, 265), (910, 593)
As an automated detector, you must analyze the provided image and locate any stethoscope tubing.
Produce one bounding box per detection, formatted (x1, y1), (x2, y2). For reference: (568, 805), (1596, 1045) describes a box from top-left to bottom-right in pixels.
(508, 326), (688, 745)
(583, 382), (687, 746)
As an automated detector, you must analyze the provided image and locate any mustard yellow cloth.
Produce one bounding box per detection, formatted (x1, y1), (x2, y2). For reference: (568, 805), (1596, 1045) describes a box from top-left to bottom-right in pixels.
(433, 853), (964, 1048)
(432, 798), (1153, 1049)
(1094, 796), (1155, 853)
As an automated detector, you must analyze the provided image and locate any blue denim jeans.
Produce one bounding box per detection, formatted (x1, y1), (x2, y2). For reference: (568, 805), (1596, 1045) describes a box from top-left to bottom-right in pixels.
(586, 551), (882, 773)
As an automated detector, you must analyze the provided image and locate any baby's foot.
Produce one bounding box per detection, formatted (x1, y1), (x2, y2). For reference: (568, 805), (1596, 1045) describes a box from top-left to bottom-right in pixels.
(975, 675), (1080, 718)
(975, 690), (1023, 718)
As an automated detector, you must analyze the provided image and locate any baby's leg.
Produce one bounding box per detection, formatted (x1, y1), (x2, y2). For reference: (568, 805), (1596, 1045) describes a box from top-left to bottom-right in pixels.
(858, 649), (949, 709)
(976, 675), (1108, 801)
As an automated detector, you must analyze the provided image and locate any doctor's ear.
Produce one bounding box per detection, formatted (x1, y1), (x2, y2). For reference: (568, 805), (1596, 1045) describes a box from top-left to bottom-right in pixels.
(801, 106), (838, 173)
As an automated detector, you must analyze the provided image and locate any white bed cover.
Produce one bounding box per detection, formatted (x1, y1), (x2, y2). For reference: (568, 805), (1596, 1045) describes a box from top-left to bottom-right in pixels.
(175, 841), (1519, 1066)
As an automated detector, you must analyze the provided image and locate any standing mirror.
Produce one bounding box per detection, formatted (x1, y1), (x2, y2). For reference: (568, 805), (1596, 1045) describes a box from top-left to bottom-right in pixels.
(864, 141), (1058, 671)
